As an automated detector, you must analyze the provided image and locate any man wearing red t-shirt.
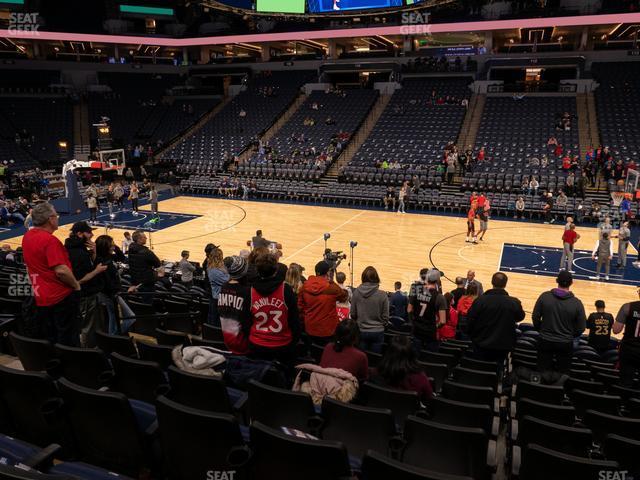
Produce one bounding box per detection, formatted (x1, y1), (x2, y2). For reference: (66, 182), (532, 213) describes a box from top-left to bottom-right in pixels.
(560, 223), (580, 273)
(22, 203), (81, 346)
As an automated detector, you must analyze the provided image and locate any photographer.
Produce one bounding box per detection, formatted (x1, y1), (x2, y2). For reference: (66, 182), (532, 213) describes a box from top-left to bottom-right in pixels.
(298, 260), (348, 345)
(65, 221), (108, 347)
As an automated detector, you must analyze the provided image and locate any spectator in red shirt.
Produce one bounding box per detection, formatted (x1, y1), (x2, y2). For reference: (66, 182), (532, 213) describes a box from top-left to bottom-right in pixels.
(560, 223), (580, 272)
(477, 147), (485, 162)
(21, 202), (81, 346)
(373, 335), (433, 403)
(562, 155), (571, 171)
(320, 319), (369, 383)
(554, 144), (563, 157)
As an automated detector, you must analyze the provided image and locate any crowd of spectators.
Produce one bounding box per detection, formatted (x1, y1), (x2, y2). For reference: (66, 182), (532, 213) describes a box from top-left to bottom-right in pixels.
(8, 192), (640, 400)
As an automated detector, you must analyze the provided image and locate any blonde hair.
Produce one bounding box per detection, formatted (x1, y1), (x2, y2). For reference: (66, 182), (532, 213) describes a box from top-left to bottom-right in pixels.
(285, 263), (304, 294)
(207, 247), (224, 269)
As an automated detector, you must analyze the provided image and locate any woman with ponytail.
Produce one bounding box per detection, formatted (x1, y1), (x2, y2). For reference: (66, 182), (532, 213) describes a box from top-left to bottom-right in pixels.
(320, 319), (369, 383)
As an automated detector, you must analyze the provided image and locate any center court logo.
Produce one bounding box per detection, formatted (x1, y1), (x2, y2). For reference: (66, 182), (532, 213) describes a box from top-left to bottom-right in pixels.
(8, 12), (41, 36)
(400, 11), (431, 35)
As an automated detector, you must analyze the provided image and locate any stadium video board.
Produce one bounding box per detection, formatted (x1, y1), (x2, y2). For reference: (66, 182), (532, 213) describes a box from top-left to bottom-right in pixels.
(307, 0), (402, 13)
(256, 0), (306, 13)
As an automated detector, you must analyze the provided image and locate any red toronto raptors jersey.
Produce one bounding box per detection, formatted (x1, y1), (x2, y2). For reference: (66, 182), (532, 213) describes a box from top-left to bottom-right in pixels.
(336, 305), (350, 322)
(249, 283), (292, 348)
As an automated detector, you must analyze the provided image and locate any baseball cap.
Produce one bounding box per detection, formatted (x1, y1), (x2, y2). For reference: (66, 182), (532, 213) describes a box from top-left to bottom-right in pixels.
(315, 260), (332, 276)
(71, 221), (96, 234)
(427, 269), (441, 283)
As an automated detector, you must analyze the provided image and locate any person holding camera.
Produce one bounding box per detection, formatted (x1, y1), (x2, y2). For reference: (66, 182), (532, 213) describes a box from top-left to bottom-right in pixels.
(298, 260), (349, 345)
(65, 221), (108, 347)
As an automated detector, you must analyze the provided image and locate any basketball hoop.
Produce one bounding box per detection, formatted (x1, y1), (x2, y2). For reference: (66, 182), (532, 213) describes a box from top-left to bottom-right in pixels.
(611, 191), (626, 207)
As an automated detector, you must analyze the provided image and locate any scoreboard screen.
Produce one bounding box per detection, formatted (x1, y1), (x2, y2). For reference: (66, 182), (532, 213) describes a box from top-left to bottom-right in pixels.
(307, 0), (402, 13)
(256, 0), (306, 13)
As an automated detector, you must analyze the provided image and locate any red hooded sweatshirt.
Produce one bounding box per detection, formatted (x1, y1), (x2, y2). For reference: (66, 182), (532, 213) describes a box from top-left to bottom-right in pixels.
(298, 275), (349, 338)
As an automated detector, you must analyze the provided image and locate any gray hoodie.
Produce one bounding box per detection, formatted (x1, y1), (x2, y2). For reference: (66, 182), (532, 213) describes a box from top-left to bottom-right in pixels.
(350, 282), (389, 333)
(532, 288), (586, 343)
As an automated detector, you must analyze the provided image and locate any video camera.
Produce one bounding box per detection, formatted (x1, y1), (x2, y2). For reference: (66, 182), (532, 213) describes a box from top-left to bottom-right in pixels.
(324, 248), (347, 269)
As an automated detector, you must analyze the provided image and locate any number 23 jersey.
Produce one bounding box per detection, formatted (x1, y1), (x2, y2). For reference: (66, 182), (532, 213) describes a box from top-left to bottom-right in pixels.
(249, 282), (292, 348)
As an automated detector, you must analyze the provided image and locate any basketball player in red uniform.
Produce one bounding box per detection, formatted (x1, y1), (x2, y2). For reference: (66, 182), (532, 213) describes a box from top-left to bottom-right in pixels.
(248, 253), (300, 367)
(466, 202), (478, 244)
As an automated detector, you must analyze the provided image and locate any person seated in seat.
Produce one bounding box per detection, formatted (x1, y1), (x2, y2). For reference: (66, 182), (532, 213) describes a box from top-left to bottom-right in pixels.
(320, 319), (369, 384)
(371, 335), (433, 403)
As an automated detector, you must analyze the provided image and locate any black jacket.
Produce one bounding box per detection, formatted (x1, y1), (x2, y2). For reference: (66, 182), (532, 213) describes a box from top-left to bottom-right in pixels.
(96, 255), (121, 298)
(64, 236), (102, 296)
(532, 288), (586, 343)
(128, 242), (161, 287)
(252, 274), (301, 343)
(466, 289), (525, 351)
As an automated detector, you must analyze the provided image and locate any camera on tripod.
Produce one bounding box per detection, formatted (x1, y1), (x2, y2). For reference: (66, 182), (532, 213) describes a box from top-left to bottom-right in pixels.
(324, 248), (347, 269)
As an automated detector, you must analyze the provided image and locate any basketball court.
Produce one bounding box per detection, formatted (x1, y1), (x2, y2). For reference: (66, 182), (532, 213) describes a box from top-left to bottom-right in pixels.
(2, 195), (636, 323)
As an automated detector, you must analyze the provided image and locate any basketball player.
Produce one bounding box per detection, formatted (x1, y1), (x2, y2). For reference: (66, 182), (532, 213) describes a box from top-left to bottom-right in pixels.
(466, 203), (478, 244)
(477, 201), (490, 241)
(615, 221), (631, 269)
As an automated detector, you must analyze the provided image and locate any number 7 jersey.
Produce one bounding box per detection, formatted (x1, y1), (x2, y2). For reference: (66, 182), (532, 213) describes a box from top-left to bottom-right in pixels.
(249, 282), (292, 348)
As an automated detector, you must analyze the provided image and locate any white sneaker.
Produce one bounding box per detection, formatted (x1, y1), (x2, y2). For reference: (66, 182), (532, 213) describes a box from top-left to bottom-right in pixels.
(595, 275), (600, 280)
(569, 270), (576, 274)
(605, 275), (610, 281)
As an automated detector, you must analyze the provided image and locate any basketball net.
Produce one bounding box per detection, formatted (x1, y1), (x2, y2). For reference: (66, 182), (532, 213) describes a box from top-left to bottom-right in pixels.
(611, 191), (626, 207)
